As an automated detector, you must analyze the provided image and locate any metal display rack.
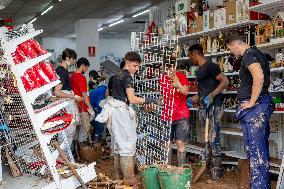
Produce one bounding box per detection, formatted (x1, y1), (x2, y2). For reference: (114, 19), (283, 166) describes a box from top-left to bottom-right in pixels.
(0, 27), (96, 189)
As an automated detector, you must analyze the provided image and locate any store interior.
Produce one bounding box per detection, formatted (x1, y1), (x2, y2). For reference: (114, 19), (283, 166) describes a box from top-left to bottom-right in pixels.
(0, 0), (284, 188)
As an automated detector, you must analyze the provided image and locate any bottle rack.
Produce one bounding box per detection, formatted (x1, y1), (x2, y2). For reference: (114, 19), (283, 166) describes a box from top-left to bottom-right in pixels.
(133, 32), (178, 165)
(0, 27), (96, 189)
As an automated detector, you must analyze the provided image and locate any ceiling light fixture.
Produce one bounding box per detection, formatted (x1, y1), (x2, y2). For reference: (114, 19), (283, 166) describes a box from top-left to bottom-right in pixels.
(108, 19), (125, 27)
(28, 17), (37, 25)
(98, 27), (104, 32)
(41, 5), (54, 15)
(132, 9), (150, 18)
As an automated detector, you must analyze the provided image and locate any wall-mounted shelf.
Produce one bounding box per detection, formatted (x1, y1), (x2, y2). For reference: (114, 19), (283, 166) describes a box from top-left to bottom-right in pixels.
(249, 0), (284, 16)
(178, 20), (257, 40)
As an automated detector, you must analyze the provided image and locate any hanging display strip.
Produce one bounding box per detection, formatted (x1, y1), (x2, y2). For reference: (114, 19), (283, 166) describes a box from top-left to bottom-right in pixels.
(0, 63), (49, 177)
(134, 32), (177, 165)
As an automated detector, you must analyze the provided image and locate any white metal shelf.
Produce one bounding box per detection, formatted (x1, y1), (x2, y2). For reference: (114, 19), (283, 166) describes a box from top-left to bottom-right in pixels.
(222, 90), (238, 94)
(271, 67), (284, 73)
(249, 0), (284, 16)
(188, 92), (198, 95)
(257, 37), (284, 50)
(223, 151), (247, 159)
(221, 128), (243, 136)
(27, 80), (60, 103)
(6, 30), (43, 53)
(187, 75), (196, 79)
(16, 53), (51, 76)
(205, 50), (230, 57)
(178, 20), (257, 40)
(34, 100), (69, 125)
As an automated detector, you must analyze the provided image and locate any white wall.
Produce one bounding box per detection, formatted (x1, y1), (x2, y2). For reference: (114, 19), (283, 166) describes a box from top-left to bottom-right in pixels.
(42, 37), (76, 62)
(99, 38), (131, 59)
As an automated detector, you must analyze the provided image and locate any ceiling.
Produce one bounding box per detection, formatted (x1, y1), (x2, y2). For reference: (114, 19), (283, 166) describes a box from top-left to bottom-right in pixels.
(0, 0), (164, 38)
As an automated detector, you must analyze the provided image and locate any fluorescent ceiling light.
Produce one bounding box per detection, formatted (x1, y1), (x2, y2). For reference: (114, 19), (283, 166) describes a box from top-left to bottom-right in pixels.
(132, 9), (150, 18)
(108, 19), (125, 27)
(41, 5), (54, 15)
(98, 27), (104, 31)
(28, 18), (37, 24)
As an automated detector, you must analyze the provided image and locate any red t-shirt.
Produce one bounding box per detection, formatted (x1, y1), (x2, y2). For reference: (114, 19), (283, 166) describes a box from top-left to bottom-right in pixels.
(70, 72), (88, 112)
(160, 71), (190, 121)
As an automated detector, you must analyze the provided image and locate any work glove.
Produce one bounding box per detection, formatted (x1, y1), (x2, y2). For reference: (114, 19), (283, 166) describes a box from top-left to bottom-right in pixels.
(144, 97), (163, 106)
(202, 94), (214, 108)
(88, 108), (96, 117)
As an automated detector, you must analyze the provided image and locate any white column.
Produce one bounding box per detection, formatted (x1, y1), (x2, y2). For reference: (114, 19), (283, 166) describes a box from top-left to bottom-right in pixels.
(75, 19), (100, 74)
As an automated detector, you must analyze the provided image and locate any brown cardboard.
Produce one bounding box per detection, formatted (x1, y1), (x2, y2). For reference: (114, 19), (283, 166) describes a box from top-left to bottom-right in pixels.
(226, 0), (236, 25)
(210, 11), (214, 29)
(197, 16), (203, 32)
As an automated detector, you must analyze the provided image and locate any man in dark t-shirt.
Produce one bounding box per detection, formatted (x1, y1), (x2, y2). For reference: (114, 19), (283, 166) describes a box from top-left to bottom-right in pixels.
(188, 44), (229, 182)
(109, 52), (161, 186)
(226, 33), (274, 189)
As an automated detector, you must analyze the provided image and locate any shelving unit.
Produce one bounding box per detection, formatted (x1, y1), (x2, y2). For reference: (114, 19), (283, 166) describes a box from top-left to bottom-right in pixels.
(175, 2), (284, 186)
(0, 27), (96, 188)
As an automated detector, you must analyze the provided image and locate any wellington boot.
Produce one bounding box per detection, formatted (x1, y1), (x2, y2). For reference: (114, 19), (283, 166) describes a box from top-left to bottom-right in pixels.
(113, 154), (123, 180)
(177, 151), (186, 167)
(168, 148), (172, 165)
(120, 156), (137, 186)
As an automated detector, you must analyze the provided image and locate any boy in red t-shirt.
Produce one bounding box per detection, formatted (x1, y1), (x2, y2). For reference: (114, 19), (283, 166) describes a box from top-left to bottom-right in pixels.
(160, 66), (190, 166)
(70, 57), (95, 144)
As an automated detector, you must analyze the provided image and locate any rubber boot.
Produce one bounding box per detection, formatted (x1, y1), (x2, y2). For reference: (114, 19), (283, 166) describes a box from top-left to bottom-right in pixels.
(113, 154), (123, 180)
(168, 148), (172, 165)
(207, 156), (222, 183)
(120, 156), (136, 186)
(177, 151), (186, 167)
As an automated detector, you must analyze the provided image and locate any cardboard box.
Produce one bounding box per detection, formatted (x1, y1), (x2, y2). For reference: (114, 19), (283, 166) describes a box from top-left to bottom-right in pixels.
(236, 0), (243, 22)
(203, 10), (210, 31)
(191, 16), (203, 33)
(175, 0), (191, 15)
(214, 8), (226, 28)
(226, 0), (236, 25)
(210, 11), (214, 29)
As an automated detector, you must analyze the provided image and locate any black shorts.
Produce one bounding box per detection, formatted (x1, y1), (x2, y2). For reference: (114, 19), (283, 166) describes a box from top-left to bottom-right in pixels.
(170, 118), (189, 142)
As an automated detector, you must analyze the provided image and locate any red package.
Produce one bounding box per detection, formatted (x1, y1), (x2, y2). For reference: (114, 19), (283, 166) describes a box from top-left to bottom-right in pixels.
(32, 64), (50, 86)
(12, 47), (26, 64)
(19, 41), (38, 59)
(21, 72), (38, 91)
(11, 52), (21, 64)
(28, 39), (48, 55)
(26, 68), (41, 89)
(40, 61), (58, 81)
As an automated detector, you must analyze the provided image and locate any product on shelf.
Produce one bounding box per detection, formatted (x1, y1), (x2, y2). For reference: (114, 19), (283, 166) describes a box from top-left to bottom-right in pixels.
(42, 111), (73, 134)
(269, 78), (284, 92)
(39, 61), (58, 82)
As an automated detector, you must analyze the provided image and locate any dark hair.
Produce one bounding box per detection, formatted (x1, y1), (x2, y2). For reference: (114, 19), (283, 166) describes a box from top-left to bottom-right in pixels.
(76, 57), (90, 68)
(120, 60), (125, 69)
(225, 31), (245, 45)
(188, 44), (204, 55)
(124, 52), (142, 63)
(62, 48), (77, 60)
(89, 70), (99, 79)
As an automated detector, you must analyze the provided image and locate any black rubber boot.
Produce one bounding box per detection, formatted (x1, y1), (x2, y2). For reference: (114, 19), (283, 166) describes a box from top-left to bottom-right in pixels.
(208, 156), (222, 182)
(177, 151), (186, 167)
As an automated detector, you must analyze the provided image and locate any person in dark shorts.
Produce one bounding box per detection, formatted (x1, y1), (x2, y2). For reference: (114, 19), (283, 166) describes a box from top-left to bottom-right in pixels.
(188, 44), (229, 182)
(226, 33), (274, 189)
(161, 64), (190, 167)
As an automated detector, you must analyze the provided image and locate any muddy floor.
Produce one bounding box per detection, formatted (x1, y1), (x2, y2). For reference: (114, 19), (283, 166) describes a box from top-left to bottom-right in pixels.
(94, 156), (277, 189)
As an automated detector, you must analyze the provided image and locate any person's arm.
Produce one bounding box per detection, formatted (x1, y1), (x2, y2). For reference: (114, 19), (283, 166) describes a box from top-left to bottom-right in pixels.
(82, 92), (92, 110)
(54, 84), (74, 99)
(171, 72), (189, 96)
(126, 88), (146, 104)
(210, 73), (229, 97)
(241, 63), (264, 109)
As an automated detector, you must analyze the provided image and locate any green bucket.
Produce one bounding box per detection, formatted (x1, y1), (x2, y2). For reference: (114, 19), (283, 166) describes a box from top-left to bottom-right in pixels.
(141, 165), (161, 189)
(158, 165), (192, 189)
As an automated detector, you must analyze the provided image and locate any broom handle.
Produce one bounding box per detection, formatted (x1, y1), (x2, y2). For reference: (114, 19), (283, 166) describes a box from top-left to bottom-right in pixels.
(204, 108), (209, 143)
(51, 142), (87, 189)
(81, 111), (93, 144)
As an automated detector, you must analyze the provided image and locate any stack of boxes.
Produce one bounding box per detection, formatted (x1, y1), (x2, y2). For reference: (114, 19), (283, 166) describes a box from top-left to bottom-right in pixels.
(175, 0), (269, 36)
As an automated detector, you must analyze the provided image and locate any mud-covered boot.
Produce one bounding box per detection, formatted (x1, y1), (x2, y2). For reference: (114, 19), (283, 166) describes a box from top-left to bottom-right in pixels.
(120, 156), (137, 186)
(177, 151), (186, 167)
(168, 148), (172, 165)
(113, 154), (123, 180)
(207, 156), (222, 183)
